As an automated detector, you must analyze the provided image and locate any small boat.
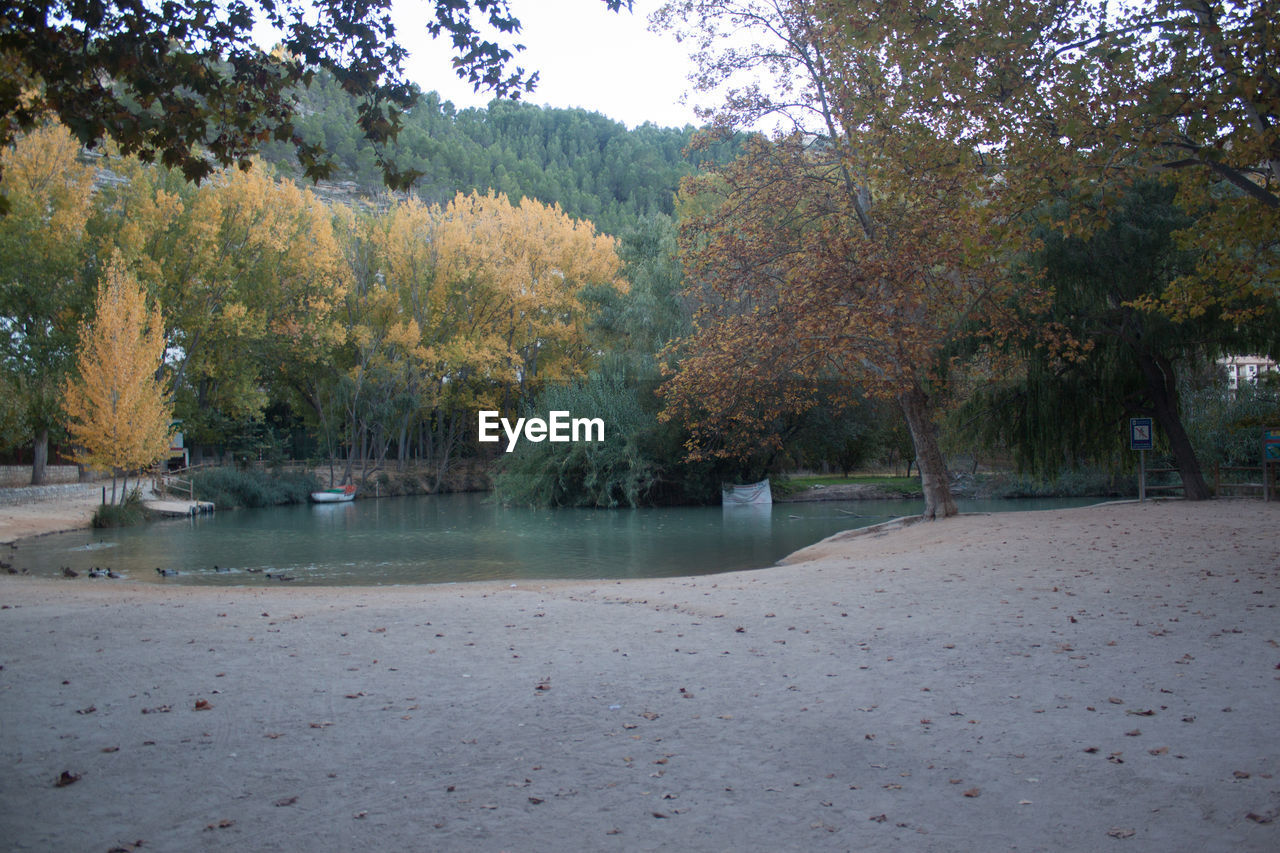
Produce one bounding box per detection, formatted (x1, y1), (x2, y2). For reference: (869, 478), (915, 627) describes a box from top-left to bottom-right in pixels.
(310, 484), (357, 503)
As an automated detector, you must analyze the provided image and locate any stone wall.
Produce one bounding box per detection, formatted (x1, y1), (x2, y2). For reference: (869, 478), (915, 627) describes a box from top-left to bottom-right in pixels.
(0, 482), (103, 506)
(0, 465), (84, 488)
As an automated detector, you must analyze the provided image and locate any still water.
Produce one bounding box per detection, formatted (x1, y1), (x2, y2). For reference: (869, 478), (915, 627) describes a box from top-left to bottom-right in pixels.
(13, 492), (1098, 586)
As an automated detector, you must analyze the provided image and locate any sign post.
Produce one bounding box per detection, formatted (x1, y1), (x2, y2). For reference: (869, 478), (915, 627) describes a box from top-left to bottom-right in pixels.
(1130, 417), (1154, 501)
(1264, 428), (1280, 503)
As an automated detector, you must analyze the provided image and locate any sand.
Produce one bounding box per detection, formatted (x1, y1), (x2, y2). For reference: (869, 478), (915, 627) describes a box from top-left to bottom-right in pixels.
(1, 499), (1278, 851)
(0, 484), (103, 545)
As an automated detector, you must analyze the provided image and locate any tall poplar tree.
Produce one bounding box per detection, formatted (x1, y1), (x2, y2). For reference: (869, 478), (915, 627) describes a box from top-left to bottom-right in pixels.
(64, 256), (172, 503)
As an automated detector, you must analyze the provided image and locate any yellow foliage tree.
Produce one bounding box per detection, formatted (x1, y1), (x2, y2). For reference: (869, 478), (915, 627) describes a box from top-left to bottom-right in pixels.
(64, 256), (172, 503)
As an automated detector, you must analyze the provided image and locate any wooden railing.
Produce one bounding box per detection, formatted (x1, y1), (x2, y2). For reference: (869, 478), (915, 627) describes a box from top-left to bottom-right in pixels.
(1214, 463), (1274, 498)
(1135, 464), (1277, 500)
(151, 462), (215, 501)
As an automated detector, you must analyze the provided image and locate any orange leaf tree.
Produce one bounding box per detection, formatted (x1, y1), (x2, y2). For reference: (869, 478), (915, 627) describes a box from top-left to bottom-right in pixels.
(63, 255), (172, 503)
(657, 0), (1030, 518)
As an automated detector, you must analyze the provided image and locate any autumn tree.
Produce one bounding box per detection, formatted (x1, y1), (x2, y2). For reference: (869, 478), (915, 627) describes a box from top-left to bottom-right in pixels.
(93, 161), (351, 455)
(427, 190), (626, 400)
(0, 122), (94, 482)
(64, 255), (171, 503)
(903, 0), (1280, 318)
(656, 0), (1027, 518)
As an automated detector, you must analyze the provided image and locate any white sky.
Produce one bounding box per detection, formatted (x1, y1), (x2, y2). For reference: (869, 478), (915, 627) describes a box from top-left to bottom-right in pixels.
(393, 0), (706, 128)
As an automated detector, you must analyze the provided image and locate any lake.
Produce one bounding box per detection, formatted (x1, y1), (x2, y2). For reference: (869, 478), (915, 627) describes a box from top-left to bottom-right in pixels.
(11, 492), (1099, 586)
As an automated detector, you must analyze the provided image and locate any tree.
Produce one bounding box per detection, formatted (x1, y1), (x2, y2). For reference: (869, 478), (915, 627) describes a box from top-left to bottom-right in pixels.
(964, 182), (1279, 496)
(656, 0), (1027, 518)
(0, 122), (94, 482)
(798, 0), (1278, 318)
(64, 255), (172, 503)
(93, 160), (351, 454)
(0, 0), (631, 208)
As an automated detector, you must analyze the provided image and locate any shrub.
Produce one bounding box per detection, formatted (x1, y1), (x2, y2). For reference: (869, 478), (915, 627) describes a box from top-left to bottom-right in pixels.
(92, 487), (149, 527)
(187, 467), (319, 509)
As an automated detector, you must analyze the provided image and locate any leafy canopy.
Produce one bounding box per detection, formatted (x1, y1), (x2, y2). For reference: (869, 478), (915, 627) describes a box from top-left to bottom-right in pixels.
(0, 0), (631, 206)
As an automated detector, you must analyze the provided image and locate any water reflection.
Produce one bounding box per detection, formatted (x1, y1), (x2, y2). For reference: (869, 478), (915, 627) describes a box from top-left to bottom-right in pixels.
(11, 492), (1098, 586)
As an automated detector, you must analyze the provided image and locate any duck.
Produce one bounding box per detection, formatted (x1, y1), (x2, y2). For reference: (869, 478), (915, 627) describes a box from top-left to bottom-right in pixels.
(88, 568), (107, 578)
(106, 570), (122, 579)
(155, 568), (179, 577)
(62, 566), (79, 578)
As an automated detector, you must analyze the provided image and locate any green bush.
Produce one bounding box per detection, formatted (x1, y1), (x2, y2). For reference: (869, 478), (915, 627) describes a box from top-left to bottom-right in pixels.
(978, 467), (1135, 499)
(188, 467), (320, 509)
(92, 488), (150, 528)
(1182, 382), (1280, 468)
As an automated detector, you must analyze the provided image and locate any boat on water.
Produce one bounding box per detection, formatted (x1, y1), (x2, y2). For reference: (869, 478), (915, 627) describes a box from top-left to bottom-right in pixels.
(310, 484), (357, 503)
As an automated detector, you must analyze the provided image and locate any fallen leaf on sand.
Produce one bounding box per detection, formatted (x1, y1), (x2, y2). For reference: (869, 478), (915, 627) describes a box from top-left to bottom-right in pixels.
(1124, 729), (1141, 736)
(528, 797), (544, 805)
(1084, 747), (1100, 754)
(962, 788), (981, 798)
(1108, 697), (1124, 705)
(1148, 746), (1169, 755)
(76, 705), (96, 715)
(1233, 770), (1251, 779)
(1125, 709), (1155, 716)
(1107, 827), (1135, 838)
(194, 699), (212, 711)
(204, 819), (234, 830)
(353, 811), (367, 819)
(141, 705), (171, 714)
(274, 796), (298, 807)
(101, 745), (120, 753)
(869, 814), (888, 822)
(309, 721), (333, 728)
(54, 770), (81, 787)
(1246, 811), (1276, 824)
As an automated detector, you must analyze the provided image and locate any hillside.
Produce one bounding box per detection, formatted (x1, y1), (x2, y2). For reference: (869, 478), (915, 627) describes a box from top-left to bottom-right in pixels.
(258, 73), (738, 235)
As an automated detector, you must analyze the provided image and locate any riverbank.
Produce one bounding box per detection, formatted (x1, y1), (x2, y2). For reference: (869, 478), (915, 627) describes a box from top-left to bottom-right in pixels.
(2, 499), (1277, 851)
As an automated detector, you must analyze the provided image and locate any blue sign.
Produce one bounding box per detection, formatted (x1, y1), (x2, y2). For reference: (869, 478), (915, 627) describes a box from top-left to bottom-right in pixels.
(1130, 417), (1153, 451)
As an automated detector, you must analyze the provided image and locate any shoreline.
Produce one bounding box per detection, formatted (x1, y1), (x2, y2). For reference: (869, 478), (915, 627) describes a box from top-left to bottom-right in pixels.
(2, 500), (1277, 851)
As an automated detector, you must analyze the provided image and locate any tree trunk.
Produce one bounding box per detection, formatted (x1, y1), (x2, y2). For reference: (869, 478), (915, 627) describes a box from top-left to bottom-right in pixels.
(898, 382), (957, 519)
(1136, 350), (1211, 500)
(31, 428), (48, 485)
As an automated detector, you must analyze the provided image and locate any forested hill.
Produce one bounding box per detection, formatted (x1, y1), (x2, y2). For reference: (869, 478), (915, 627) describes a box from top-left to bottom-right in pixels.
(258, 72), (735, 235)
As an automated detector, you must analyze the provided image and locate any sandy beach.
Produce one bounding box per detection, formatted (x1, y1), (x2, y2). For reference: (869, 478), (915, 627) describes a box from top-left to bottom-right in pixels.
(0, 483), (104, 545)
(1, 498), (1278, 851)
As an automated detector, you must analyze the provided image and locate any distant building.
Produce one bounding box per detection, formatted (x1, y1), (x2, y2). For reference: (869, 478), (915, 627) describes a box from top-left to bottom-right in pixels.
(1221, 355), (1279, 392)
